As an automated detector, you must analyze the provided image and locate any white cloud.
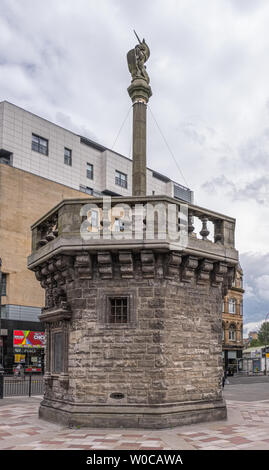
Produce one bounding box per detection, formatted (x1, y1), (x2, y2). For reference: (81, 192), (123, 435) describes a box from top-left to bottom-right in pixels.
(243, 319), (268, 338)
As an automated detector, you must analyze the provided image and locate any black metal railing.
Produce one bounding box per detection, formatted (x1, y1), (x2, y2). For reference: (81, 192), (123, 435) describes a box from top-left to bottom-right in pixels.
(0, 372), (44, 398)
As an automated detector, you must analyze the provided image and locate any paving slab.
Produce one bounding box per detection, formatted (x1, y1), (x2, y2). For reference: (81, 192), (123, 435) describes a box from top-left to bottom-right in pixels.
(0, 384), (269, 450)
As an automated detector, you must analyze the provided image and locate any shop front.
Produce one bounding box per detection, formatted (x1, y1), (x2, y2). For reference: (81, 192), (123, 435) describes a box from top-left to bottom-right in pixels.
(223, 349), (243, 375)
(13, 330), (45, 373)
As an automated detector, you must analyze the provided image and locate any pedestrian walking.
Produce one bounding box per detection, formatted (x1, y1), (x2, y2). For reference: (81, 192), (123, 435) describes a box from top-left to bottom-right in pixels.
(14, 363), (24, 379)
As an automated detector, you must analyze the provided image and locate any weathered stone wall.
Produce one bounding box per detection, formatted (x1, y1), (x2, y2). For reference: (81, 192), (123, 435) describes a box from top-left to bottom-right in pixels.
(40, 252), (223, 408)
(65, 277), (223, 407)
(35, 249), (230, 427)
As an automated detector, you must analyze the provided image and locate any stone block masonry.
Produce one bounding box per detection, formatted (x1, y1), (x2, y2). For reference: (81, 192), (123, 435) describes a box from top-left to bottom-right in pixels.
(34, 249), (229, 428)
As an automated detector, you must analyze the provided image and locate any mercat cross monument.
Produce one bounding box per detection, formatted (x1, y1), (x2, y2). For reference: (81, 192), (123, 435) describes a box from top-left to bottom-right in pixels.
(27, 34), (238, 428)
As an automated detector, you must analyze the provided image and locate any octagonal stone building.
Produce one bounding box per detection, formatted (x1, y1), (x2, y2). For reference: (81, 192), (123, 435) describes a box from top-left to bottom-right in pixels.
(27, 36), (238, 428)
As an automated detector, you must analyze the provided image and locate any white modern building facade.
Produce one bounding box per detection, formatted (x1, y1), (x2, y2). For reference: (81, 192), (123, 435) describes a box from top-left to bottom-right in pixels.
(0, 101), (193, 203)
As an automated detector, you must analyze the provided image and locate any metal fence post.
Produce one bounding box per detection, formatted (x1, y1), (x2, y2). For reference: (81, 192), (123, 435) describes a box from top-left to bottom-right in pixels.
(0, 365), (4, 399)
(29, 373), (32, 397)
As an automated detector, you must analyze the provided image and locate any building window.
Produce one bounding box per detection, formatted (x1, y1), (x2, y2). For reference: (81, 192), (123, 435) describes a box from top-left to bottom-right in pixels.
(79, 185), (94, 195)
(115, 170), (128, 189)
(229, 325), (236, 341)
(100, 290), (137, 328)
(0, 150), (13, 165)
(87, 163), (94, 179)
(108, 297), (129, 324)
(1, 273), (6, 296)
(240, 301), (243, 316)
(228, 298), (236, 314)
(32, 134), (48, 156)
(53, 332), (63, 373)
(174, 184), (192, 203)
(64, 147), (72, 166)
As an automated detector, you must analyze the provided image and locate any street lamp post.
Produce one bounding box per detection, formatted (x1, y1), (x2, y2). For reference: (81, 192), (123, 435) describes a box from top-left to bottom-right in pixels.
(265, 313), (269, 376)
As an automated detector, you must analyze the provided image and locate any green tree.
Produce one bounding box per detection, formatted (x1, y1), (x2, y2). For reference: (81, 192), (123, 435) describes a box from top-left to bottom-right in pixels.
(250, 338), (262, 347)
(258, 322), (269, 346)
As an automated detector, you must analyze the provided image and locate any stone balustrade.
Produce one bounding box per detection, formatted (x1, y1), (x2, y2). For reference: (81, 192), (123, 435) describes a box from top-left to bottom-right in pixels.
(29, 195), (238, 269)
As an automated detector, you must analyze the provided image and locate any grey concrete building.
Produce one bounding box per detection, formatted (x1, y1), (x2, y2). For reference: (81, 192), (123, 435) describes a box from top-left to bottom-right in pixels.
(0, 100), (193, 203)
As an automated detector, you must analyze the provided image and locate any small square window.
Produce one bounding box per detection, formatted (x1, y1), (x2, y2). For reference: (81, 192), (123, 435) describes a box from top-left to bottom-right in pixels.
(108, 297), (129, 324)
(87, 163), (94, 179)
(99, 290), (136, 328)
(32, 134), (48, 156)
(64, 147), (72, 166)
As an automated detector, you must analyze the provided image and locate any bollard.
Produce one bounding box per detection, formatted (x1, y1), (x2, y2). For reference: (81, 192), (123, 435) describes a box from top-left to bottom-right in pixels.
(0, 366), (4, 399)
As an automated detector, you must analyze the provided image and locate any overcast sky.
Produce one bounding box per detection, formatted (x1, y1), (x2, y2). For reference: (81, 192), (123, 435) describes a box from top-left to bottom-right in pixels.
(1, 0), (269, 334)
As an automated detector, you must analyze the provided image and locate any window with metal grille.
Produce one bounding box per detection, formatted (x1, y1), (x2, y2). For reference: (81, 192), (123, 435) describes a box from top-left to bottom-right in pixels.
(109, 297), (129, 324)
(64, 147), (72, 166)
(32, 134), (48, 156)
(115, 170), (127, 189)
(87, 162), (94, 179)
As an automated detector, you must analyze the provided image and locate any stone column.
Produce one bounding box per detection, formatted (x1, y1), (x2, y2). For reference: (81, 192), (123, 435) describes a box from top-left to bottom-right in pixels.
(132, 101), (147, 196)
(128, 80), (152, 196)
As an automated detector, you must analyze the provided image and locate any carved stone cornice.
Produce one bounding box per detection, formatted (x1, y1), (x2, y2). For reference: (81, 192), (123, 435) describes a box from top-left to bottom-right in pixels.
(181, 256), (199, 283)
(119, 251), (134, 278)
(74, 253), (92, 279)
(34, 250), (236, 293)
(211, 262), (228, 287)
(55, 255), (74, 283)
(141, 250), (155, 278)
(97, 251), (113, 279)
(40, 302), (72, 324)
(197, 259), (214, 285)
(165, 251), (182, 278)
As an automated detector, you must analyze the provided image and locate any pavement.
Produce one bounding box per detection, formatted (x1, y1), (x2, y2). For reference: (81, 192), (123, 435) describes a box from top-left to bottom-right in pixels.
(0, 380), (269, 450)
